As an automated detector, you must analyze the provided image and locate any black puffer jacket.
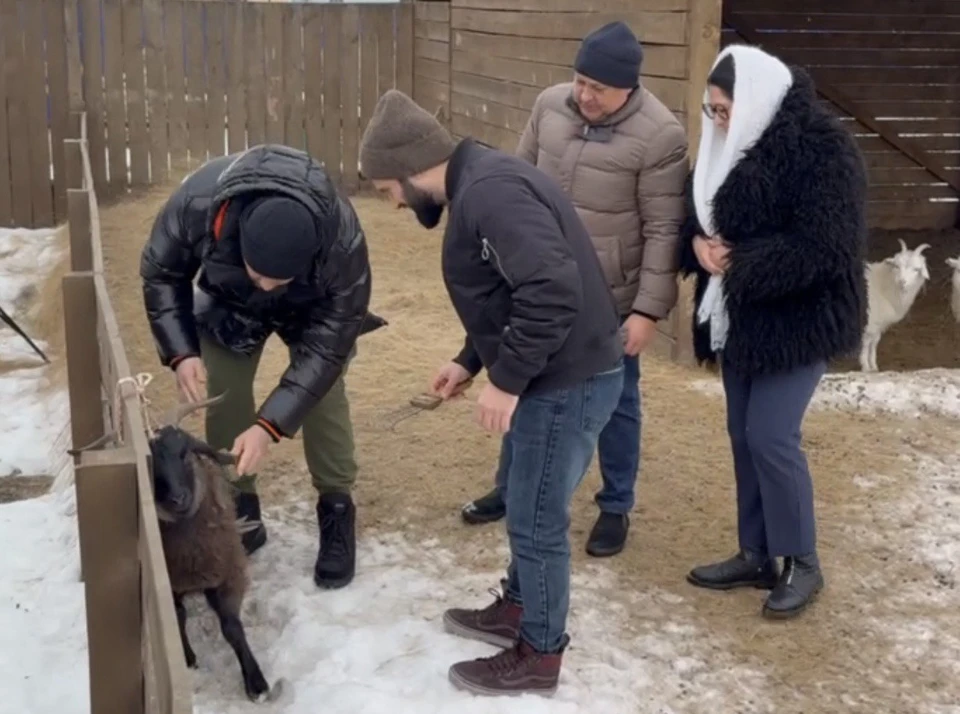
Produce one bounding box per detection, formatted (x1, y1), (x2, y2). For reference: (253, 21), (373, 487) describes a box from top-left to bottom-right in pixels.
(678, 67), (869, 376)
(140, 144), (383, 437)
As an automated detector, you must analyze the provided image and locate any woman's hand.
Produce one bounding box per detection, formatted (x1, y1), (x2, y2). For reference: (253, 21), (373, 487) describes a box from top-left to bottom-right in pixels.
(693, 235), (726, 275)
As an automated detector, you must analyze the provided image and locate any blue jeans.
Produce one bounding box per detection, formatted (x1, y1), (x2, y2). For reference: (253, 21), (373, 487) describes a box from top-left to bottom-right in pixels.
(497, 362), (624, 653)
(493, 326), (640, 516)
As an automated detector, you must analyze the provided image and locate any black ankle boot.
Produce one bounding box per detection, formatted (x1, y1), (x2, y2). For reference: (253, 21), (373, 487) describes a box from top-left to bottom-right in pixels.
(586, 512), (629, 557)
(234, 491), (267, 556)
(763, 554), (824, 619)
(461, 487), (506, 525)
(687, 550), (780, 590)
(314, 492), (356, 589)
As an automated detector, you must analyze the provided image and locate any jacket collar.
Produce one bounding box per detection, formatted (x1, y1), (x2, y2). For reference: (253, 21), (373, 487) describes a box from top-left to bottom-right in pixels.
(445, 137), (492, 201)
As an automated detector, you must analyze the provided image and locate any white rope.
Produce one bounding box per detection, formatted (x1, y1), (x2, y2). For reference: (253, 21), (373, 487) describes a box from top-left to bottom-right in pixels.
(115, 372), (157, 441)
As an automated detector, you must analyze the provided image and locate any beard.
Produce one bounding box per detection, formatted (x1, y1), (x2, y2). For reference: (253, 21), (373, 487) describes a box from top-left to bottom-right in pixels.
(401, 178), (445, 229)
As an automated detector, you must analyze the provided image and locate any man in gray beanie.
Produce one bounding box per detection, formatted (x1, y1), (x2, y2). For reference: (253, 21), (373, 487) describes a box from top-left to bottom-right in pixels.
(461, 21), (688, 561)
(361, 89), (625, 697)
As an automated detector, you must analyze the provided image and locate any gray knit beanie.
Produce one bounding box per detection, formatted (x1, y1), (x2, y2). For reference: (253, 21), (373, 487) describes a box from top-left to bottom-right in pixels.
(359, 89), (457, 180)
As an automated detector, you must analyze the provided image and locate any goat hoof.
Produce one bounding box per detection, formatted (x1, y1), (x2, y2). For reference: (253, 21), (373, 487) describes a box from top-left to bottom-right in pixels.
(245, 672), (271, 703)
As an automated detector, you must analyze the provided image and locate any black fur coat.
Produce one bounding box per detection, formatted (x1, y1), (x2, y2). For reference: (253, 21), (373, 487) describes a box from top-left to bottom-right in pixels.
(678, 67), (869, 377)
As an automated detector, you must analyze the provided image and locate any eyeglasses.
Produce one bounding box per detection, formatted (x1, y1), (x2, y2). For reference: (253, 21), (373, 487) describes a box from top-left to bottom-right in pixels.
(702, 103), (730, 122)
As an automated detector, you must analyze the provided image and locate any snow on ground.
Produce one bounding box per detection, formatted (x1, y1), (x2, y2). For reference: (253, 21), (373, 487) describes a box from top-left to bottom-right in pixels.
(689, 368), (960, 420)
(0, 227), (70, 477)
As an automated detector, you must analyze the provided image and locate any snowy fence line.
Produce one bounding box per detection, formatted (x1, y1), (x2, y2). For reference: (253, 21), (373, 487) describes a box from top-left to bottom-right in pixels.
(62, 111), (193, 714)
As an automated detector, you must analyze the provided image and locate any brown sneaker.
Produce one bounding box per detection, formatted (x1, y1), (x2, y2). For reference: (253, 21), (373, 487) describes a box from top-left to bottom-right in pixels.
(442, 586), (522, 649)
(448, 637), (566, 697)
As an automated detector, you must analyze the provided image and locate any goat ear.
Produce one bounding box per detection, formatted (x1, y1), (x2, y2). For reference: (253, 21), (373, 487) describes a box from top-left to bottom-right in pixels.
(883, 256), (897, 265)
(921, 264), (930, 280)
(214, 450), (237, 466)
(947, 258), (960, 269)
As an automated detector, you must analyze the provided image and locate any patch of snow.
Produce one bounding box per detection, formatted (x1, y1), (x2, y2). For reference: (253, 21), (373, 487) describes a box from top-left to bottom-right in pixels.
(0, 227), (70, 477)
(688, 368), (960, 420)
(0, 492), (773, 714)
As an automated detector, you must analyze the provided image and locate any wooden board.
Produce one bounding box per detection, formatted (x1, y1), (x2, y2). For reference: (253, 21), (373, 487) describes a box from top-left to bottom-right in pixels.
(416, 78), (451, 120)
(360, 10), (379, 141)
(417, 57), (451, 84)
(451, 71), (542, 111)
(450, 8), (688, 45)
(451, 29), (687, 79)
(81, 0), (107, 192)
(164, 0), (187, 168)
(781, 47), (960, 67)
(205, 2), (226, 159)
(0, 2), (10, 226)
(452, 91), (531, 134)
(2, 0), (32, 226)
(103, 0), (127, 191)
(263, 5), (284, 145)
(397, 2), (414, 95)
(244, 2), (266, 148)
(416, 37), (449, 64)
(303, 5), (324, 160)
(224, 1), (247, 154)
(831, 85), (960, 103)
(44, 0), (70, 219)
(452, 0), (687, 10)
(868, 200), (958, 230)
(416, 19), (450, 42)
(733, 0), (960, 12)
(341, 4), (361, 192)
(451, 112), (520, 152)
(416, 2), (450, 23)
(733, 12), (960, 33)
(142, 0), (169, 182)
(283, 4), (305, 151)
(22, 1), (53, 225)
(322, 6), (343, 184)
(184, 1), (206, 167)
(123, 0), (149, 186)
(738, 29), (960, 51)
(377, 5), (396, 92)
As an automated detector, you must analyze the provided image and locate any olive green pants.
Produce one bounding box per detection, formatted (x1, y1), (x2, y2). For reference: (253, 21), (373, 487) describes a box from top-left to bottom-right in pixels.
(200, 334), (358, 496)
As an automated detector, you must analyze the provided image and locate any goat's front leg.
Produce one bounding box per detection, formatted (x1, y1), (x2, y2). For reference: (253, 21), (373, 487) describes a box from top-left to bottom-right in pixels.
(174, 593), (197, 669)
(204, 587), (270, 701)
(868, 333), (881, 372)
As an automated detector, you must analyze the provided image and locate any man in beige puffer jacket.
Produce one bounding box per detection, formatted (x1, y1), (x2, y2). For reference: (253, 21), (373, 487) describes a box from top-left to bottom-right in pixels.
(460, 21), (688, 558)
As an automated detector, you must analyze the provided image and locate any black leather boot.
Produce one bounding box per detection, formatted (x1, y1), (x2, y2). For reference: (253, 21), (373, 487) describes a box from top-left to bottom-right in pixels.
(763, 554), (824, 619)
(687, 550), (780, 590)
(586, 512), (629, 557)
(234, 491), (267, 556)
(314, 492), (356, 589)
(461, 487), (506, 525)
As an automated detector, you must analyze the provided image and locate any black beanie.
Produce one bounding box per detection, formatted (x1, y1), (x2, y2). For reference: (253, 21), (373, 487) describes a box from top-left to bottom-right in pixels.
(239, 196), (318, 280)
(573, 21), (643, 90)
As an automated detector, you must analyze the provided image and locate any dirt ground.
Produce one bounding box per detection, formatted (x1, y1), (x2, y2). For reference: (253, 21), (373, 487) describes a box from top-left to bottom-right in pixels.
(94, 184), (960, 712)
(831, 227), (960, 373)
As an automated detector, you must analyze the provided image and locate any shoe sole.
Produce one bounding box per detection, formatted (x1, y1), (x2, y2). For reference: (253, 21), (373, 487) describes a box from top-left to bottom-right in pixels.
(314, 572), (355, 590)
(461, 509), (506, 525)
(685, 573), (778, 591)
(442, 611), (517, 650)
(447, 667), (557, 698)
(586, 542), (626, 558)
(761, 583), (824, 620)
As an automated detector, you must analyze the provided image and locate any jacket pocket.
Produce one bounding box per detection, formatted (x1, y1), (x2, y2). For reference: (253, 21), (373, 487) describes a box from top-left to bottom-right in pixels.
(596, 238), (626, 288)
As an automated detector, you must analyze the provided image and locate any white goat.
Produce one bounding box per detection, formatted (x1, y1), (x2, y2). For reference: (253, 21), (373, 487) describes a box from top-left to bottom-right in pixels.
(946, 256), (960, 323)
(860, 239), (930, 372)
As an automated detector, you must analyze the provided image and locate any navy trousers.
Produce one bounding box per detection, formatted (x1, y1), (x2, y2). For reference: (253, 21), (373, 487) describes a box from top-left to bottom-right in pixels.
(721, 355), (826, 558)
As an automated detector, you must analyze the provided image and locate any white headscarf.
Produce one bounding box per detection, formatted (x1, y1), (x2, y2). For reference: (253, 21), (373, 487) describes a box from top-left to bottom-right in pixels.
(693, 45), (794, 352)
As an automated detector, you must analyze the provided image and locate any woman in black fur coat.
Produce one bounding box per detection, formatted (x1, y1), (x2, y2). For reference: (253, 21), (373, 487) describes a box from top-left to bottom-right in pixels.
(677, 44), (868, 619)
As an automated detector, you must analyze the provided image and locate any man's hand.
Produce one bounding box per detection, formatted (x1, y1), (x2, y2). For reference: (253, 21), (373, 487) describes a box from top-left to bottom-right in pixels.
(230, 425), (274, 476)
(431, 361), (473, 399)
(175, 357), (207, 403)
(622, 314), (657, 356)
(711, 241), (731, 272)
(476, 383), (519, 434)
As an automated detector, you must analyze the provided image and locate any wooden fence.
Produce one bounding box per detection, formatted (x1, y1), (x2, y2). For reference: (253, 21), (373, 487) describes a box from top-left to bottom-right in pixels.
(63, 110), (192, 714)
(722, 0), (960, 230)
(0, 0), (414, 229)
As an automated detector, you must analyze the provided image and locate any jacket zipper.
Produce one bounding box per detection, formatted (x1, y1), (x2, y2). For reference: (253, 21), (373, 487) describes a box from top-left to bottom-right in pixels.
(481, 237), (514, 288)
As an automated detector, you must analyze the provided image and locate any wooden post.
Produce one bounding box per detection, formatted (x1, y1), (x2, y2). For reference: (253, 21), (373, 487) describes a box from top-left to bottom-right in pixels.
(62, 273), (104, 456)
(67, 191), (93, 272)
(75, 450), (143, 714)
(669, 0), (723, 365)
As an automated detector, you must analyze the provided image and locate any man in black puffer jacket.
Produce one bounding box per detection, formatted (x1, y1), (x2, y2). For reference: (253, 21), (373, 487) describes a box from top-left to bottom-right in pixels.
(140, 143), (385, 590)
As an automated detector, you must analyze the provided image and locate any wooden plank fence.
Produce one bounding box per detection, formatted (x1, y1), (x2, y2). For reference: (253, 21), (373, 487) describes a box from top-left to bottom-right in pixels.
(63, 110), (192, 714)
(722, 0), (960, 229)
(0, 0), (414, 228)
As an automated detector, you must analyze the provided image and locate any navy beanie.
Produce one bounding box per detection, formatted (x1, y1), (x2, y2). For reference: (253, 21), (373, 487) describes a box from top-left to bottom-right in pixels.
(239, 196), (318, 280)
(573, 21), (643, 90)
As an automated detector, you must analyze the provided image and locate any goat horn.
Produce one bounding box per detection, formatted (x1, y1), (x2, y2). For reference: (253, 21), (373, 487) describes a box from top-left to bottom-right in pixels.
(897, 238), (908, 252)
(915, 243), (931, 254)
(67, 430), (120, 457)
(161, 391), (229, 428)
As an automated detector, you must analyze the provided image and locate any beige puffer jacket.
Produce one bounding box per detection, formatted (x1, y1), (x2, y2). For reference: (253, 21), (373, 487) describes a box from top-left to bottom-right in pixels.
(516, 82), (688, 320)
